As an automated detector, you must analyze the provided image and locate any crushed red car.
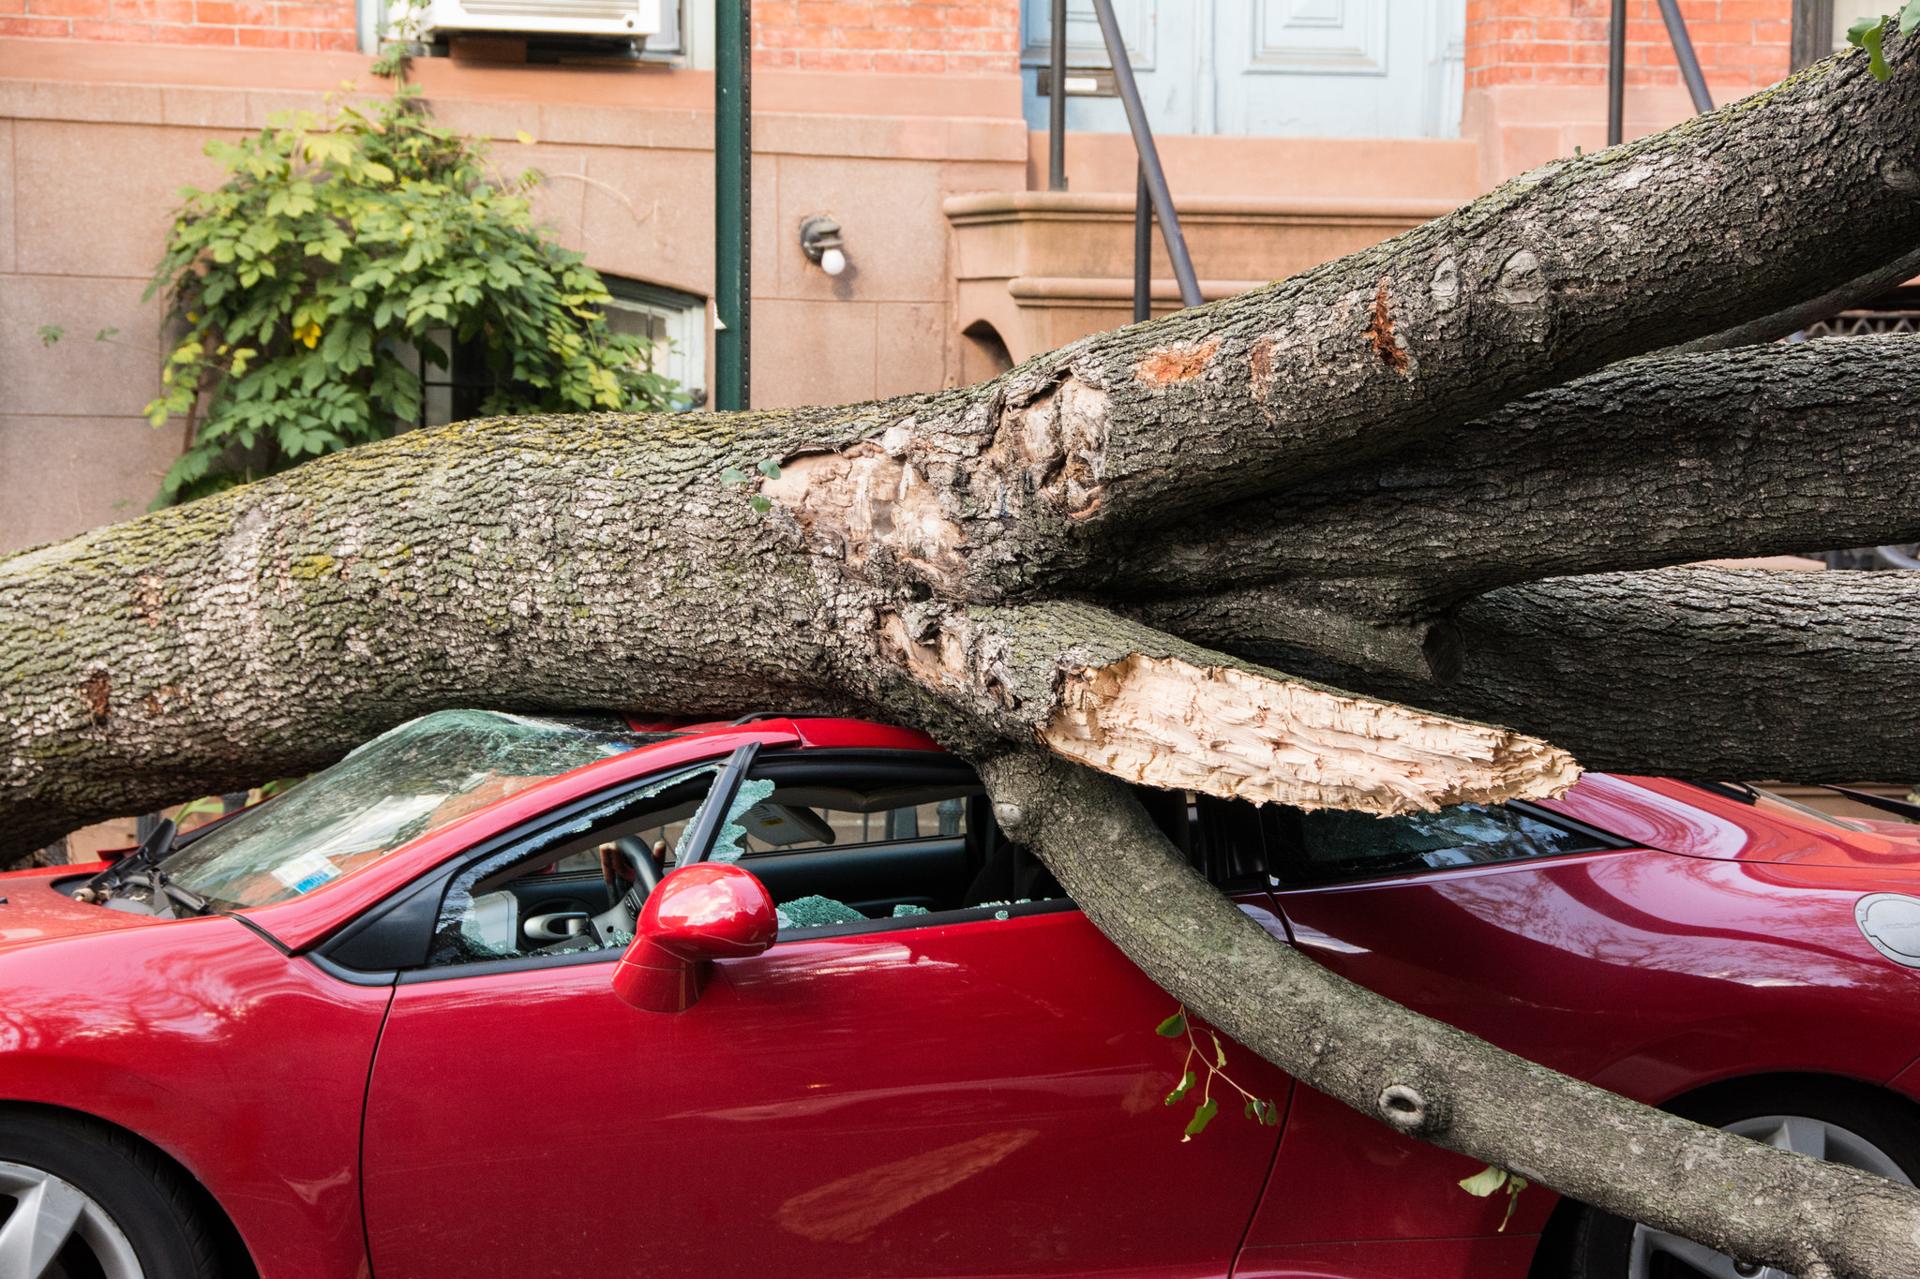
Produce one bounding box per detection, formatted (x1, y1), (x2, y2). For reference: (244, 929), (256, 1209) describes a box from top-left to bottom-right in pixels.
(2, 709), (1918, 1279)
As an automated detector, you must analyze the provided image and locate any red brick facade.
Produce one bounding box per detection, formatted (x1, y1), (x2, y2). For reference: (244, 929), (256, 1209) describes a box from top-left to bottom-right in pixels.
(754, 0), (1019, 74)
(4, 0), (1797, 87)
(0, 0), (1021, 67)
(1466, 0), (1792, 92)
(0, 0), (357, 48)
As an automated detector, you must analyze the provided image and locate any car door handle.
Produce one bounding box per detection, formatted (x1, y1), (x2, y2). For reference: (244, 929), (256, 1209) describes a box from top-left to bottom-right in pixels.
(525, 911), (590, 942)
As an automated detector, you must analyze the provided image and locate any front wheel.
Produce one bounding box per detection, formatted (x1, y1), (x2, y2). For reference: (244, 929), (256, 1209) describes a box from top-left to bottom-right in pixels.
(0, 1111), (221, 1279)
(1565, 1084), (1920, 1279)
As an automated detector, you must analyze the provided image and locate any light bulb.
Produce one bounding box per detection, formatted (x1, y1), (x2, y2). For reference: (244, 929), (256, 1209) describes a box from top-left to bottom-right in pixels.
(820, 247), (846, 277)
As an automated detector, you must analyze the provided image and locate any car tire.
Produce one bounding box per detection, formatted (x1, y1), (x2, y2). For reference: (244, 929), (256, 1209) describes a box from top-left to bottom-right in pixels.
(0, 1110), (222, 1279)
(1562, 1081), (1920, 1279)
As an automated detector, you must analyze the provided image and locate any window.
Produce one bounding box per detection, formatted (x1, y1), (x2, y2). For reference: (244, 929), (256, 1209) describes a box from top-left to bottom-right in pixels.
(415, 752), (1075, 968)
(432, 765), (724, 966)
(405, 277), (707, 429)
(167, 710), (639, 910)
(1794, 0), (1885, 68)
(603, 278), (708, 409)
(1260, 802), (1612, 888)
(712, 756), (1063, 931)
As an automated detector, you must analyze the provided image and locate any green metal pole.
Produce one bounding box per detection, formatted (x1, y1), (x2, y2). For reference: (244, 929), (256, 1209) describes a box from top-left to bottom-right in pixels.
(715, 0), (749, 410)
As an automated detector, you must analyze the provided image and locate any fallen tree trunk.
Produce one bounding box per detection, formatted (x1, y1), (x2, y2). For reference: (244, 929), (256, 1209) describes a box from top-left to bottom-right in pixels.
(9, 32), (1920, 1279)
(1127, 334), (1920, 622)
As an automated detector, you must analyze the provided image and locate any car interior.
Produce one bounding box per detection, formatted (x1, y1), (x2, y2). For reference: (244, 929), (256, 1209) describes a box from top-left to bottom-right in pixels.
(435, 755), (1071, 965)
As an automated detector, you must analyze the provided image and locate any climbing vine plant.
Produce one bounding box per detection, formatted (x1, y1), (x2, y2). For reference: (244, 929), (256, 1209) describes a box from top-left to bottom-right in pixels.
(142, 86), (675, 504)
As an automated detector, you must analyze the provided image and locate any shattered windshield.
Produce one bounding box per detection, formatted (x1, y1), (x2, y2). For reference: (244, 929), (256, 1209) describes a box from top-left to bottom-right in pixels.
(165, 710), (639, 909)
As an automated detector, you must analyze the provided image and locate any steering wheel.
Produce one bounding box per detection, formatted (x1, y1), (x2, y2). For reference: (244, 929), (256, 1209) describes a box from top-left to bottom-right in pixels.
(585, 835), (664, 945)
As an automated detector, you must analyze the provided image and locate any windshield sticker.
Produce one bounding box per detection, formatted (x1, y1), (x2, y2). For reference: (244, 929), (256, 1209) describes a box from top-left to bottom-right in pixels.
(271, 850), (342, 894)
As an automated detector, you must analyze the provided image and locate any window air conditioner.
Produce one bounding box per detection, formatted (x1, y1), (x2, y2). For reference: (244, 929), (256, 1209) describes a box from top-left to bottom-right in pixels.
(418, 0), (661, 40)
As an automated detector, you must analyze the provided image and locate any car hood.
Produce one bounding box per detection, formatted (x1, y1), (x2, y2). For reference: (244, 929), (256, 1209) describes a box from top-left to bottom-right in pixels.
(0, 866), (169, 954)
(1547, 775), (1920, 874)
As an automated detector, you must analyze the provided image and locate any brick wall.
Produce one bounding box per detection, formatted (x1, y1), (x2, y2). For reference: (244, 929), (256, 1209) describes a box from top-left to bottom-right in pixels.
(1467, 0), (1792, 91)
(755, 0), (1020, 74)
(0, 0), (356, 47)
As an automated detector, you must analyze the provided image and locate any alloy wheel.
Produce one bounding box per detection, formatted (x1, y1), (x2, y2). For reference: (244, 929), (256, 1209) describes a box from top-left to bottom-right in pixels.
(1626, 1115), (1911, 1279)
(0, 1160), (145, 1279)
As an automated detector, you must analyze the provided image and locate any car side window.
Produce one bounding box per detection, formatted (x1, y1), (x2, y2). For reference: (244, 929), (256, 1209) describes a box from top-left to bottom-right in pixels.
(428, 766), (723, 967)
(713, 757), (1067, 934)
(1266, 802), (1611, 887)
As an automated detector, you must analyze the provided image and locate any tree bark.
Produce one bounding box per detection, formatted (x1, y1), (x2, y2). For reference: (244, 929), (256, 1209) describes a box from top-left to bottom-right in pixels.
(1126, 333), (1920, 620)
(1201, 567), (1920, 782)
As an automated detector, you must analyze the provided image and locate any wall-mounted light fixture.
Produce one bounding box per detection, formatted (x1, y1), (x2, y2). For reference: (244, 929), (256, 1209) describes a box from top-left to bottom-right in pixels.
(799, 216), (847, 277)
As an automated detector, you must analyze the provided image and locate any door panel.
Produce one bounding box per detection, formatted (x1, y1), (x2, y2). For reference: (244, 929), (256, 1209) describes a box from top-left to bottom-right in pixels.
(1021, 0), (1466, 139)
(363, 903), (1289, 1278)
(1248, 849), (1920, 1254)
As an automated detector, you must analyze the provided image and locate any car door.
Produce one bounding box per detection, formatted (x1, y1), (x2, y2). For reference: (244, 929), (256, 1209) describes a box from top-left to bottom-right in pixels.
(1232, 799), (1638, 1267)
(358, 750), (1288, 1279)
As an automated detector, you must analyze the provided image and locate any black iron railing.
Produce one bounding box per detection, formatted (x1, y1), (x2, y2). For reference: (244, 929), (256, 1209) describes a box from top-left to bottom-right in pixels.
(1609, 0), (1714, 145)
(1046, 0), (1201, 321)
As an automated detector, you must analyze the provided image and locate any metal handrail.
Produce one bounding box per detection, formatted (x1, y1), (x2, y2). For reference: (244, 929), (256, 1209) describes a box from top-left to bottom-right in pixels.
(1609, 0), (1714, 145)
(1046, 0), (1202, 318)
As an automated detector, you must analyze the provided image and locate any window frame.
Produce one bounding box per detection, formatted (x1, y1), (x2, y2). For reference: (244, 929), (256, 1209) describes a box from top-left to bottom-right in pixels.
(601, 276), (709, 410)
(317, 758), (731, 982)
(1793, 0), (1834, 69)
(317, 746), (1072, 982)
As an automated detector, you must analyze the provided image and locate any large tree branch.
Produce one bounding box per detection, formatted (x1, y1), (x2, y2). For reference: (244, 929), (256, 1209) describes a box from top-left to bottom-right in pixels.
(874, 600), (1574, 814)
(981, 750), (1920, 1279)
(1125, 334), (1920, 619)
(1182, 567), (1920, 781)
(757, 42), (1920, 601)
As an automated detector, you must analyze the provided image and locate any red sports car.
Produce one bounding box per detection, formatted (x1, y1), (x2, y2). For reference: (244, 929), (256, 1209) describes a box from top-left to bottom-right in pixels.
(3, 710), (1918, 1279)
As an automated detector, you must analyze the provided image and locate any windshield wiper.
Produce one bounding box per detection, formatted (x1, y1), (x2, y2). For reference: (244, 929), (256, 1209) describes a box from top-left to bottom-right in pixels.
(74, 818), (216, 918)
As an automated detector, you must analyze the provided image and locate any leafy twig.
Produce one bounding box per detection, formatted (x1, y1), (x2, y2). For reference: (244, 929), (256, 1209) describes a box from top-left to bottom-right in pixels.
(1155, 1005), (1280, 1141)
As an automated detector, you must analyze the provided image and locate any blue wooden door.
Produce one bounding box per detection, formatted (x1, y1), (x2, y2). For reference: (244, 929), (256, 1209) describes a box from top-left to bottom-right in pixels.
(1022, 0), (1467, 139)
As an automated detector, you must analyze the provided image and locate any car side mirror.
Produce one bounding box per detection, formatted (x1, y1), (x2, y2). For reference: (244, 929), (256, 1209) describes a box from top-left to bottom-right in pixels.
(611, 862), (777, 1013)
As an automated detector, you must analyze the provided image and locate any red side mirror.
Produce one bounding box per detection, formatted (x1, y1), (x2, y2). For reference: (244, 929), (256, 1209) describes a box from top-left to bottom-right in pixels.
(611, 862), (777, 1013)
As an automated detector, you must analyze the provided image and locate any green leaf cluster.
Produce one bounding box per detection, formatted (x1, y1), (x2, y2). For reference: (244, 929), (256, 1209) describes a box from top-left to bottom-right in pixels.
(1153, 1005), (1280, 1143)
(1848, 3), (1920, 80)
(142, 87), (676, 504)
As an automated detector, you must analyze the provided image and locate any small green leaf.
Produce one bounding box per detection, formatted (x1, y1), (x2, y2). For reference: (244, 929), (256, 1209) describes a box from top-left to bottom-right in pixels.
(1154, 1011), (1187, 1039)
(1851, 16), (1893, 79)
(1459, 1165), (1511, 1198)
(747, 494), (772, 515)
(95, 327), (119, 342)
(1181, 1098), (1219, 1141)
(757, 458), (783, 479)
(37, 324), (63, 347)
(1165, 1070), (1196, 1106)
(1903, 0), (1920, 37)
(1210, 1031), (1227, 1069)
(1261, 1099), (1280, 1126)
(719, 466), (749, 486)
